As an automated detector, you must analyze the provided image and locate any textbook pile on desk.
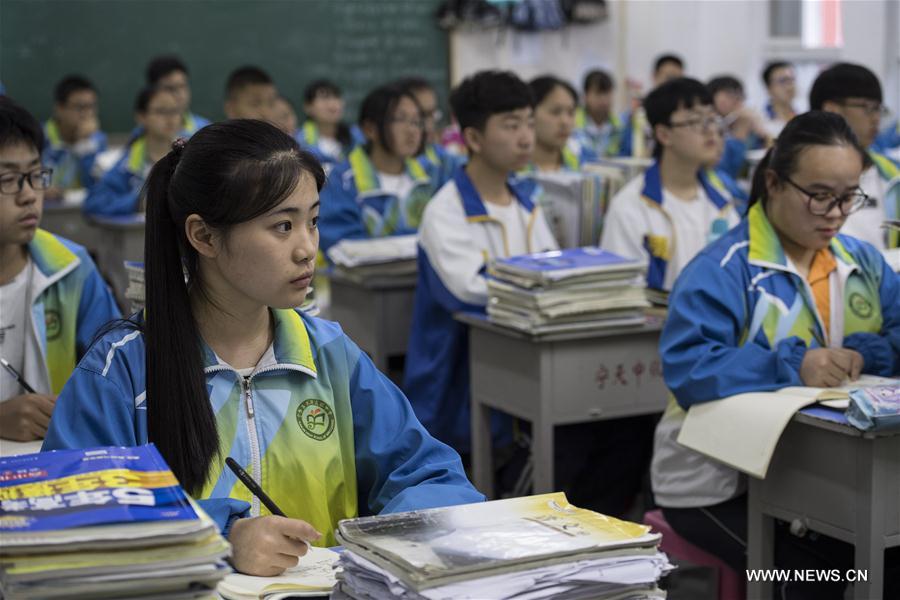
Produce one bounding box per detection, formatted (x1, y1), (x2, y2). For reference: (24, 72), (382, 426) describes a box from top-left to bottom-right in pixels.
(486, 247), (650, 334)
(326, 234), (418, 281)
(332, 492), (672, 600)
(0, 445), (230, 600)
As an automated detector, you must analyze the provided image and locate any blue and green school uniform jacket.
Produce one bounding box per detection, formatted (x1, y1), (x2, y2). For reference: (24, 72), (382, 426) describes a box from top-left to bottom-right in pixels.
(41, 309), (483, 546)
(318, 146), (443, 252)
(651, 202), (900, 507)
(869, 150), (900, 249)
(23, 230), (120, 395)
(403, 167), (559, 454)
(83, 137), (149, 217)
(181, 112), (210, 137)
(573, 106), (624, 158)
(296, 121), (358, 173)
(418, 142), (465, 189)
(520, 142), (598, 175)
(599, 161), (739, 291)
(873, 120), (900, 153)
(42, 119), (108, 191)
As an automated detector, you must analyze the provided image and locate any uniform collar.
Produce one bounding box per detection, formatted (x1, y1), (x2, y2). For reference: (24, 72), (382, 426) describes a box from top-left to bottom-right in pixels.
(452, 165), (535, 218)
(28, 228), (80, 280)
(347, 145), (428, 194)
(640, 161), (729, 209)
(125, 137), (147, 174)
(201, 308), (317, 376)
(747, 201), (859, 272)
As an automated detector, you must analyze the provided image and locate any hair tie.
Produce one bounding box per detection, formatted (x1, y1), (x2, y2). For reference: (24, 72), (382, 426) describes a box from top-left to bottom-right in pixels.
(171, 137), (188, 161)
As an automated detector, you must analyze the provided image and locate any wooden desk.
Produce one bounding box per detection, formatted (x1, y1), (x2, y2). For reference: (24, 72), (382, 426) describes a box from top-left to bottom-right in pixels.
(747, 411), (900, 600)
(327, 271), (417, 374)
(87, 214), (146, 311)
(457, 313), (667, 498)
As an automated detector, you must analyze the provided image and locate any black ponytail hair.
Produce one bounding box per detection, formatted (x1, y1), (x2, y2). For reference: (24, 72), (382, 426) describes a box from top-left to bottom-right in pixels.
(747, 110), (871, 214)
(142, 119), (325, 494)
(358, 83), (425, 157)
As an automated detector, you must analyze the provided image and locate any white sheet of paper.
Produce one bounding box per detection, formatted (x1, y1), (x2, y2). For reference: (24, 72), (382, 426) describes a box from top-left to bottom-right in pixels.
(217, 545), (339, 599)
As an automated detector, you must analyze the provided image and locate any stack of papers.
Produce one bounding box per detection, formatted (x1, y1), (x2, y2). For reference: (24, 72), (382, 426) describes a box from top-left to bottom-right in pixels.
(530, 171), (606, 249)
(332, 492), (672, 600)
(0, 445), (231, 599)
(123, 260), (145, 313)
(218, 546), (340, 599)
(327, 235), (418, 280)
(486, 247), (650, 334)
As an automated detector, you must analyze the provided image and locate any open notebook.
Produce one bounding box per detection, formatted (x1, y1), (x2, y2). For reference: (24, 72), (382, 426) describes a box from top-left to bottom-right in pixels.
(217, 545), (339, 600)
(677, 375), (899, 479)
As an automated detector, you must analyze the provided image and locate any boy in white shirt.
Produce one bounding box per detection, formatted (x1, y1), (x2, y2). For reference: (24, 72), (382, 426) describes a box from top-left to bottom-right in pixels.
(811, 62), (900, 250)
(404, 70), (557, 457)
(601, 77), (740, 292)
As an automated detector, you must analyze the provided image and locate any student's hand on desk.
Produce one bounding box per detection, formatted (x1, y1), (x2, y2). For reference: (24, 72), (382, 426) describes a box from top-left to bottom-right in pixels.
(228, 515), (322, 576)
(800, 348), (863, 388)
(0, 394), (56, 441)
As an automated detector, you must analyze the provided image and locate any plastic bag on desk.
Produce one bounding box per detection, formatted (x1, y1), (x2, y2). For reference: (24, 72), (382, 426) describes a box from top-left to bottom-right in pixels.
(846, 385), (900, 432)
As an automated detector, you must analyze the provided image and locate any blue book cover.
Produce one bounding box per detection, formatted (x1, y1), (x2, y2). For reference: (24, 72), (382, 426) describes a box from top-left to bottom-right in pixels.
(0, 445), (197, 533)
(494, 248), (646, 283)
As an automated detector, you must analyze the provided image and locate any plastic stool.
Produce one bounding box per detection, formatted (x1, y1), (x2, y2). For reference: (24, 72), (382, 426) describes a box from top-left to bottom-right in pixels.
(644, 509), (745, 600)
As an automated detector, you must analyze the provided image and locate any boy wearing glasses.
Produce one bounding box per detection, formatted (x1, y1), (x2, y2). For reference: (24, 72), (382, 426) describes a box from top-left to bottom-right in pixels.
(600, 77), (740, 293)
(811, 62), (900, 250)
(761, 61), (797, 139)
(42, 75), (108, 199)
(145, 55), (210, 138)
(0, 97), (119, 442)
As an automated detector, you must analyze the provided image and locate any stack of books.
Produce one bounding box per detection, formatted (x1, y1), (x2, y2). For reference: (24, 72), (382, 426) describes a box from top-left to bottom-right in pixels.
(332, 493), (672, 600)
(0, 445), (231, 600)
(123, 260), (145, 314)
(486, 247), (649, 335)
(327, 235), (418, 282)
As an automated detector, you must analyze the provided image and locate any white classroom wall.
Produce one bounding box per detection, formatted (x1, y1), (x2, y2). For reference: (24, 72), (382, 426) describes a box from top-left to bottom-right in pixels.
(450, 0), (899, 117)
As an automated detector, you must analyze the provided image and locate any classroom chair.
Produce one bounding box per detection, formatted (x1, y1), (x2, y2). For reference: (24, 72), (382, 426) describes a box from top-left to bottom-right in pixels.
(644, 509), (745, 600)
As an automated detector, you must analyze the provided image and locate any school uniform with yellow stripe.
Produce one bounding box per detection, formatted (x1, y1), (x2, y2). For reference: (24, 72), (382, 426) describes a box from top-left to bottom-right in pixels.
(651, 201), (900, 507)
(42, 119), (108, 191)
(19, 229), (120, 397)
(318, 146), (442, 252)
(600, 161), (740, 291)
(403, 166), (558, 453)
(83, 137), (150, 217)
(572, 106), (624, 158)
(43, 308), (483, 545)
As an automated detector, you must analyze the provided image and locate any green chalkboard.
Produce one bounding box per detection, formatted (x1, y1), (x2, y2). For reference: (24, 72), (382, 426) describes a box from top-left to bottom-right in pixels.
(1, 0), (448, 133)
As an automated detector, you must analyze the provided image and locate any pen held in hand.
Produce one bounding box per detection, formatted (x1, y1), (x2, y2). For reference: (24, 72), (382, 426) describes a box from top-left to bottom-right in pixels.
(225, 456), (286, 517)
(1, 357), (36, 394)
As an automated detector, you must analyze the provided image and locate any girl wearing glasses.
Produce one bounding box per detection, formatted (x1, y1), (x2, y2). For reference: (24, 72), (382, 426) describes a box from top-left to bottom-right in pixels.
(318, 83), (442, 253)
(652, 111), (900, 598)
(84, 86), (181, 217)
(0, 98), (119, 442)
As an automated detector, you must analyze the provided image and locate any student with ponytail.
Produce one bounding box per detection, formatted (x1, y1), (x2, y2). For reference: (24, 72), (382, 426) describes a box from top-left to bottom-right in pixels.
(43, 119), (482, 576)
(651, 111), (900, 598)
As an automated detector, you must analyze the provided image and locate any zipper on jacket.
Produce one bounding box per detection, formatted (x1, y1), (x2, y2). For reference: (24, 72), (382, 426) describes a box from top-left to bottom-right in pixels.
(241, 375), (262, 517)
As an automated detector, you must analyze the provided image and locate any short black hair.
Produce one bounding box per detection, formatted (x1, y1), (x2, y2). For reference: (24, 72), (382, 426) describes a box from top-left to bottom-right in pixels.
(146, 55), (188, 85)
(762, 61), (792, 86)
(225, 66), (273, 99)
(0, 96), (44, 153)
(358, 83), (423, 156)
(135, 85), (173, 113)
(303, 79), (342, 104)
(809, 62), (882, 111)
(583, 69), (614, 94)
(654, 54), (684, 74)
(644, 77), (712, 158)
(394, 76), (434, 95)
(54, 75), (96, 105)
(707, 75), (744, 97)
(450, 70), (533, 132)
(529, 75), (578, 106)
